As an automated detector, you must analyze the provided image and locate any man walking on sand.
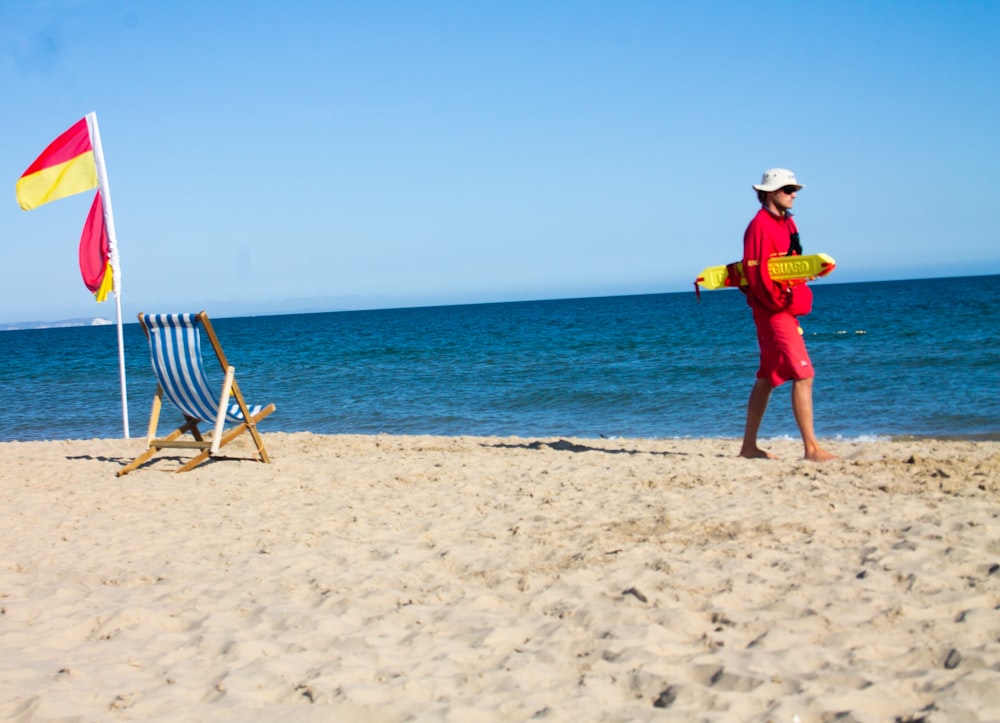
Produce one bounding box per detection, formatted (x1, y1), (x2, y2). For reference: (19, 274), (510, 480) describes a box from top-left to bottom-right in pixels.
(739, 168), (836, 462)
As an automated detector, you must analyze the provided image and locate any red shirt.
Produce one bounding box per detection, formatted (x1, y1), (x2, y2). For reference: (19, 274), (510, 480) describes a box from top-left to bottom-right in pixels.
(742, 207), (798, 313)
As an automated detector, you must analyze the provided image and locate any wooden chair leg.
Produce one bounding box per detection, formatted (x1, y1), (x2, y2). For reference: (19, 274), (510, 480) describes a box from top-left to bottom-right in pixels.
(118, 426), (189, 477)
(173, 404), (276, 472)
(245, 405), (276, 463)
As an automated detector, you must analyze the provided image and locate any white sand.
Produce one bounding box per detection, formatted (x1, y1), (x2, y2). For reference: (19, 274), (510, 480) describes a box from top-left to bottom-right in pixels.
(1, 433), (998, 722)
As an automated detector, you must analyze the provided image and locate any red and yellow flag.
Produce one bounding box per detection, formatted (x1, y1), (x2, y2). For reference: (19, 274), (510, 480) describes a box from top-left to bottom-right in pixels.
(16, 117), (99, 210)
(15, 115), (118, 302)
(79, 192), (113, 302)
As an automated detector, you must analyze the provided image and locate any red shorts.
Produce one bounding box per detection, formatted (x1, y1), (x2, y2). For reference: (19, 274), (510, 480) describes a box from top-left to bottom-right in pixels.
(753, 308), (814, 387)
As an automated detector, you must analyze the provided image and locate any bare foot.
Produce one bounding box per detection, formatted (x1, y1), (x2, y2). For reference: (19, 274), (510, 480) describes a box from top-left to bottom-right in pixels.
(804, 445), (838, 462)
(739, 446), (777, 459)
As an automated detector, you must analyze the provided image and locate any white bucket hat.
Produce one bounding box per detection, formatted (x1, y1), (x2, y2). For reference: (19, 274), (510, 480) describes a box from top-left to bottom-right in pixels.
(753, 168), (804, 192)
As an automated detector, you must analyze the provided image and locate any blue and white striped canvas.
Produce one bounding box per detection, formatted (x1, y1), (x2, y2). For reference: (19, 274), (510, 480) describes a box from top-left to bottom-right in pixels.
(143, 314), (264, 424)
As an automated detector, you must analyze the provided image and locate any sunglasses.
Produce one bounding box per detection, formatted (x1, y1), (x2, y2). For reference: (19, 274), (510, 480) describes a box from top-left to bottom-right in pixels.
(778, 185), (799, 195)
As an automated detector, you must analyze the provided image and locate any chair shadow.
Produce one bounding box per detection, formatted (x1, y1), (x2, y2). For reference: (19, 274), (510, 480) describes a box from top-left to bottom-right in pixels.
(66, 454), (135, 464)
(484, 439), (687, 456)
(65, 453), (244, 470)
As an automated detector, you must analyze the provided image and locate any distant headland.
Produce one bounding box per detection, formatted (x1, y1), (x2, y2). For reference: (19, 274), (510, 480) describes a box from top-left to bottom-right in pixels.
(0, 317), (113, 331)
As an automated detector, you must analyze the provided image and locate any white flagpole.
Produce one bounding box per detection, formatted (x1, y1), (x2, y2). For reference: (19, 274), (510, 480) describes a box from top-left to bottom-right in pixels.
(85, 112), (130, 439)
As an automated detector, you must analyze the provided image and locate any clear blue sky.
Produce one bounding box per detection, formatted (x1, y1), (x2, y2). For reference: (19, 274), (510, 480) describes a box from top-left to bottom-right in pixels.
(1, 0), (997, 323)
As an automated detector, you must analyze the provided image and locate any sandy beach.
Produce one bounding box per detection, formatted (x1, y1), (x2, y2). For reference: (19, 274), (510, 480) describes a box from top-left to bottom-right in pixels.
(1, 432), (998, 722)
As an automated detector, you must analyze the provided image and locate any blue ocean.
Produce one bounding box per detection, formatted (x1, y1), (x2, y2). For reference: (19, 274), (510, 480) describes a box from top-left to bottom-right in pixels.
(2, 275), (997, 443)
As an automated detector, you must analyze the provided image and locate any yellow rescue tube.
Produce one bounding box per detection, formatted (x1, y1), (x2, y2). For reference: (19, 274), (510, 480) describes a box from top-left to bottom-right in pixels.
(694, 253), (836, 291)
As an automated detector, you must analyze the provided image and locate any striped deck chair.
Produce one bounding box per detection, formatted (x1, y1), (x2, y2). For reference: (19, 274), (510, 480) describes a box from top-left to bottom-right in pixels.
(118, 311), (276, 475)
